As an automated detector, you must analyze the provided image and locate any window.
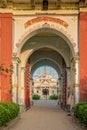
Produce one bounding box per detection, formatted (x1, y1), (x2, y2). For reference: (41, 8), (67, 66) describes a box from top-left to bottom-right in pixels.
(43, 0), (48, 10)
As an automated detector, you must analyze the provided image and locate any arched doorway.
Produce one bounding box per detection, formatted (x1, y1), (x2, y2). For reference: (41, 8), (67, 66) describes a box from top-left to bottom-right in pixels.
(32, 65), (58, 100)
(42, 89), (49, 96)
(12, 26), (79, 111)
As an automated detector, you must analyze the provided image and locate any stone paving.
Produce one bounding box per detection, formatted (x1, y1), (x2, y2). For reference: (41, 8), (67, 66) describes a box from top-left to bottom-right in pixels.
(9, 100), (87, 130)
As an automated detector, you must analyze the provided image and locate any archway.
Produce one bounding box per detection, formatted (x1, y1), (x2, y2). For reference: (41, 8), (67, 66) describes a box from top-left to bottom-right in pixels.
(12, 27), (79, 111)
(42, 89), (49, 97)
(31, 60), (59, 100)
(31, 58), (61, 77)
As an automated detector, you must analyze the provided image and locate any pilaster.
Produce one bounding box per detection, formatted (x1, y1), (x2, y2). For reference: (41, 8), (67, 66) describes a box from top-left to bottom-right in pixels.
(12, 56), (21, 103)
(72, 56), (80, 104)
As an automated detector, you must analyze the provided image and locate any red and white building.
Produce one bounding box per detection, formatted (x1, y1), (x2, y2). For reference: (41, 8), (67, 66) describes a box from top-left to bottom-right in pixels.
(0, 0), (87, 111)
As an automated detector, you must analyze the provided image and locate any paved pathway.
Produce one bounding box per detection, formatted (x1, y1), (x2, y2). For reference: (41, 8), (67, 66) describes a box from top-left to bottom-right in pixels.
(9, 100), (86, 130)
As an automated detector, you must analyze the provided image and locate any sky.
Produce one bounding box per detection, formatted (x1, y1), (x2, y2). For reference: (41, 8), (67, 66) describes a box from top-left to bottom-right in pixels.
(33, 66), (58, 79)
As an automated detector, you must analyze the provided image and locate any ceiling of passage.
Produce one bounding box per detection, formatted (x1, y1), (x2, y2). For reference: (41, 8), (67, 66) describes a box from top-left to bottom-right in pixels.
(31, 58), (61, 76)
(29, 47), (63, 69)
(21, 32), (72, 66)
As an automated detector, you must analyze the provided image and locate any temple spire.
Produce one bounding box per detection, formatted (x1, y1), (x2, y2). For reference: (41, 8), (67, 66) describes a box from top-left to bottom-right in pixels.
(44, 66), (47, 75)
(38, 70), (41, 77)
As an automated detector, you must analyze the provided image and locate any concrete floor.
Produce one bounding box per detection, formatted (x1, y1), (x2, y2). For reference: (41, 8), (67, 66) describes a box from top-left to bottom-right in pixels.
(9, 100), (86, 130)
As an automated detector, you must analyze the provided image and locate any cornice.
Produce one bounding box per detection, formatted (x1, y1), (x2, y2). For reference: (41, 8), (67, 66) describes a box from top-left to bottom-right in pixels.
(0, 9), (79, 15)
(80, 8), (87, 12)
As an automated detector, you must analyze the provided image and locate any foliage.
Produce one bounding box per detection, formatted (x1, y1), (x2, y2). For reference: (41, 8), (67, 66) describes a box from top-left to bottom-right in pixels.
(50, 94), (58, 100)
(0, 64), (13, 73)
(74, 102), (87, 125)
(32, 94), (40, 100)
(0, 102), (20, 126)
(0, 64), (14, 93)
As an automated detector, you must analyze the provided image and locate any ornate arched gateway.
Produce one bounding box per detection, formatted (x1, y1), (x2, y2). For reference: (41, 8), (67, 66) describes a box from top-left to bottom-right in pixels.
(11, 14), (80, 111)
(1, 1), (87, 111)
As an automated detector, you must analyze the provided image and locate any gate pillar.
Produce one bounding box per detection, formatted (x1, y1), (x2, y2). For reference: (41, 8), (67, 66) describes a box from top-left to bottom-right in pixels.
(74, 57), (80, 104)
(20, 67), (26, 111)
(24, 62), (30, 109)
(12, 61), (18, 103)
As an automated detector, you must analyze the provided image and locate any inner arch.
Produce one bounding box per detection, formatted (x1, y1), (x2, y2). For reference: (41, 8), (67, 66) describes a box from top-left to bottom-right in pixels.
(18, 27), (75, 57)
(31, 58), (61, 77)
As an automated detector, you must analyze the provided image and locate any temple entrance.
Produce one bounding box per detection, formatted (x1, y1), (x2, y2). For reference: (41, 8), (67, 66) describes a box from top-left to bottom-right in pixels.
(42, 89), (49, 95)
(42, 89), (49, 99)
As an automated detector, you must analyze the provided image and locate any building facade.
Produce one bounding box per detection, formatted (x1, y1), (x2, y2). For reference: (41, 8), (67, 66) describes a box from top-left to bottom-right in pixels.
(0, 0), (87, 111)
(32, 67), (58, 99)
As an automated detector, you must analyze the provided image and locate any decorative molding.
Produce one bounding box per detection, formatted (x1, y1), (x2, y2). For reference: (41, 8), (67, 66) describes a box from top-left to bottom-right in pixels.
(24, 16), (69, 28)
(21, 67), (26, 71)
(71, 56), (80, 62)
(12, 57), (21, 63)
(42, 22), (50, 28)
(17, 21), (77, 54)
(74, 83), (80, 87)
(12, 84), (18, 88)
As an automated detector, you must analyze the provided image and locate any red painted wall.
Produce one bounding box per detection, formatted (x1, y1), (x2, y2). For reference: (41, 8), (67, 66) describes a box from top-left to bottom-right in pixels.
(24, 61), (30, 109)
(0, 13), (12, 101)
(80, 12), (87, 101)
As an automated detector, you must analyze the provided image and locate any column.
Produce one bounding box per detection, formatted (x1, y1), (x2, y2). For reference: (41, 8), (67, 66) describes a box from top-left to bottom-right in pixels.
(18, 67), (26, 112)
(12, 62), (18, 103)
(74, 57), (80, 104)
(12, 56), (21, 103)
(66, 68), (71, 102)
(30, 78), (33, 105)
(20, 67), (26, 105)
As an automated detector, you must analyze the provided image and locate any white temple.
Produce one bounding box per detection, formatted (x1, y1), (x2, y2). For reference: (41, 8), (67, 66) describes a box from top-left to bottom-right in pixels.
(32, 67), (58, 99)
